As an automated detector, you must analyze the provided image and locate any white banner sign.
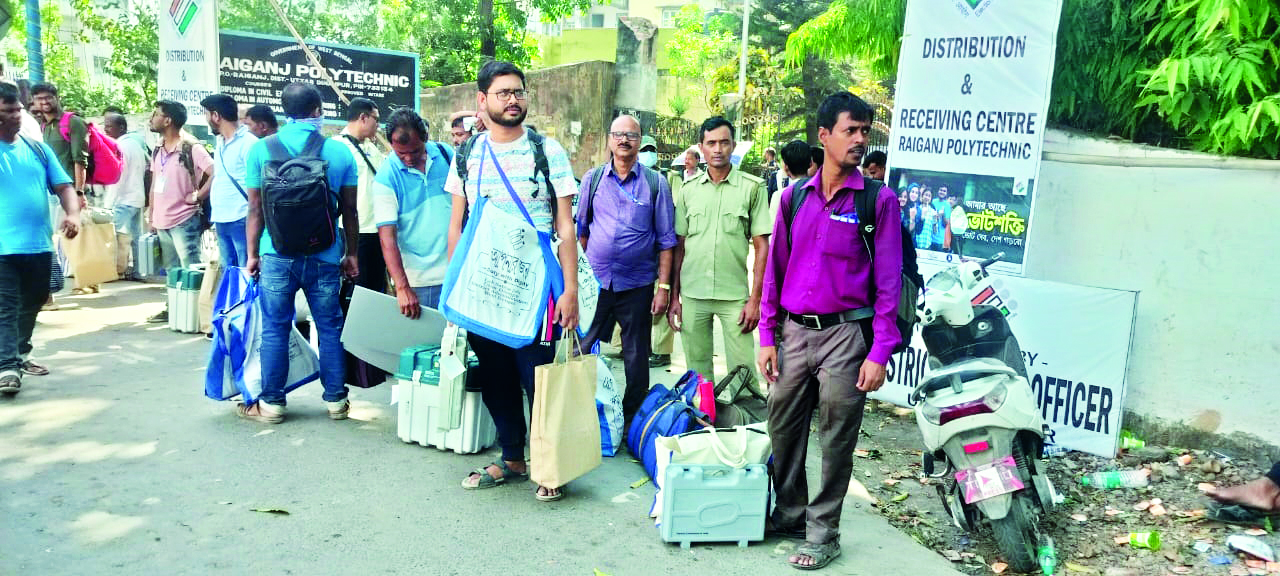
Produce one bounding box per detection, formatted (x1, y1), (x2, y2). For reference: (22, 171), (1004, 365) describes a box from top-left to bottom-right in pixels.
(887, 0), (1063, 274)
(870, 264), (1138, 458)
(157, 0), (219, 124)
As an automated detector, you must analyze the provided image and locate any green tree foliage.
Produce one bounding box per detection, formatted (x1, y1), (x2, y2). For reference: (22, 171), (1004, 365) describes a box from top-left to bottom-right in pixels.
(786, 0), (1280, 159)
(2, 3), (127, 112)
(664, 4), (737, 112)
(72, 0), (159, 110)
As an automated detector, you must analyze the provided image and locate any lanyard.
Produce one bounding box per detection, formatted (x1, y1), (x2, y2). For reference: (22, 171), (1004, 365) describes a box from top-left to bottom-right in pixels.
(478, 137), (536, 227)
(613, 169), (643, 205)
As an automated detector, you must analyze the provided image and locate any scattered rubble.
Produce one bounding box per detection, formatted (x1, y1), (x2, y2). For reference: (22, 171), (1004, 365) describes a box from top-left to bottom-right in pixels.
(853, 401), (1280, 576)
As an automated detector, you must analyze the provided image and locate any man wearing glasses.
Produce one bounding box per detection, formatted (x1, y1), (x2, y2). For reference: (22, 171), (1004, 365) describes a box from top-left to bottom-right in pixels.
(576, 115), (677, 431)
(446, 61), (580, 502)
(334, 98), (386, 294)
(670, 116), (770, 386)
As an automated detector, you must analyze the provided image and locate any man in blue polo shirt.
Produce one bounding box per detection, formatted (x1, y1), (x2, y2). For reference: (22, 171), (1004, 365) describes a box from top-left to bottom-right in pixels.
(201, 93), (258, 266)
(240, 82), (359, 424)
(0, 82), (82, 395)
(373, 108), (453, 316)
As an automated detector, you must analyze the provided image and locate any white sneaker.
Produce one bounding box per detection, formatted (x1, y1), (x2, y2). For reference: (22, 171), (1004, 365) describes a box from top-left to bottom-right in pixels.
(325, 399), (350, 420)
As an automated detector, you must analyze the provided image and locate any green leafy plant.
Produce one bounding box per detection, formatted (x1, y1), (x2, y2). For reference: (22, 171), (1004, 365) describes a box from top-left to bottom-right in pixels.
(667, 92), (690, 119)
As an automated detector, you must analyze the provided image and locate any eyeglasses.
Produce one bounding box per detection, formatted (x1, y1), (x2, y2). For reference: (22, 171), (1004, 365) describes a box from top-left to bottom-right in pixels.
(609, 131), (640, 142)
(487, 89), (527, 101)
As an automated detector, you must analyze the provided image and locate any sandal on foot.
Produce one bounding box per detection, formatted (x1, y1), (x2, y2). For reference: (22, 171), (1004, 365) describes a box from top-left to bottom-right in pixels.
(0, 373), (20, 396)
(534, 485), (564, 502)
(1207, 503), (1280, 528)
(461, 460), (527, 490)
(236, 402), (284, 424)
(790, 541), (841, 571)
(20, 361), (49, 376)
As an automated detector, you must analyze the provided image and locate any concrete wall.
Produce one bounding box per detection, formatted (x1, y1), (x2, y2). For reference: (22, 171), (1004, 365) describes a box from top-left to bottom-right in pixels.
(1030, 129), (1280, 450)
(419, 61), (616, 177)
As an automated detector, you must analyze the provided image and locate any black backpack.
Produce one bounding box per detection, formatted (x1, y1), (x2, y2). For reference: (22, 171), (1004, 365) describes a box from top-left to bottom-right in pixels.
(455, 129), (557, 212)
(261, 131), (338, 255)
(785, 178), (922, 354)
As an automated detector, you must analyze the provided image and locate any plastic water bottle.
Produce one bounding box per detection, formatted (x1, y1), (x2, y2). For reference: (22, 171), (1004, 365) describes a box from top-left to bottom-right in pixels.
(1080, 470), (1149, 489)
(1037, 536), (1057, 576)
(1042, 444), (1071, 458)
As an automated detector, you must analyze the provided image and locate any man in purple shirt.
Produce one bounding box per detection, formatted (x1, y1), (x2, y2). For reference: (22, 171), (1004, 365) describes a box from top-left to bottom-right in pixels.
(757, 92), (903, 570)
(577, 115), (677, 429)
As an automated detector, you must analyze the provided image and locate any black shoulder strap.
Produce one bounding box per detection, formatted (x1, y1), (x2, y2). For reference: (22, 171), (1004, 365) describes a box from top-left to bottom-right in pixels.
(179, 141), (197, 181)
(264, 135), (290, 164)
(526, 129), (558, 225)
(299, 130), (326, 159)
(584, 165), (606, 227)
(21, 136), (55, 193)
(854, 178), (886, 255)
(434, 141), (452, 164)
(343, 134), (377, 176)
(527, 129), (555, 199)
(784, 183), (810, 248)
(455, 133), (481, 191)
(642, 164), (660, 206)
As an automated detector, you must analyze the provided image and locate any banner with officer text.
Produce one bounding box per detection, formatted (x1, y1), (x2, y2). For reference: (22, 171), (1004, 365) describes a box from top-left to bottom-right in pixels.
(158, 0), (220, 123)
(887, 0), (1063, 274)
(869, 263), (1138, 458)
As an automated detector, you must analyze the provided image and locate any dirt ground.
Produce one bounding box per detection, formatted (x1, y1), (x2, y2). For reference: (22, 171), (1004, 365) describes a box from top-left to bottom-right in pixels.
(851, 400), (1280, 576)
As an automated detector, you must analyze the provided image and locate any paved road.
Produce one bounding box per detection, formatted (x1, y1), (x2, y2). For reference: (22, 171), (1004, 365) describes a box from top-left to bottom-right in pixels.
(0, 281), (963, 576)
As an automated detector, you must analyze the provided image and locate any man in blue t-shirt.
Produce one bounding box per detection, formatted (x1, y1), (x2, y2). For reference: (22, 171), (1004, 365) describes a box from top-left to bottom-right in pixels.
(239, 82), (359, 424)
(372, 108), (453, 315)
(0, 82), (82, 395)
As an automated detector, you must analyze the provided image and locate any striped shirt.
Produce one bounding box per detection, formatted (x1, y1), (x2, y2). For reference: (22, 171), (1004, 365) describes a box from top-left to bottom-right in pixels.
(443, 129), (578, 234)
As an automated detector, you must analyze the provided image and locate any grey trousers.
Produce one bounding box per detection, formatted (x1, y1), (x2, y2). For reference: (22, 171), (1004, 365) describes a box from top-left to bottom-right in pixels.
(768, 318), (869, 545)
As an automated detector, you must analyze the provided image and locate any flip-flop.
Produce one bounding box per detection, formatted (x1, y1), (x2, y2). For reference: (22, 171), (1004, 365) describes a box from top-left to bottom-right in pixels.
(1207, 503), (1280, 528)
(790, 541), (841, 571)
(462, 460), (528, 490)
(0, 373), (20, 396)
(534, 485), (565, 502)
(20, 361), (49, 376)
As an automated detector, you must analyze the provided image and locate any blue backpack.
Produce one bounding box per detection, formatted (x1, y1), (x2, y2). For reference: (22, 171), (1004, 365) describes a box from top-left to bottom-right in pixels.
(627, 371), (707, 481)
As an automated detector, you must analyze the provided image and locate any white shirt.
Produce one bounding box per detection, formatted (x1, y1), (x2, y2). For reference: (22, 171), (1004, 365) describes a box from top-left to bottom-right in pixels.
(333, 128), (384, 233)
(105, 132), (148, 209)
(19, 110), (42, 142)
(211, 125), (258, 223)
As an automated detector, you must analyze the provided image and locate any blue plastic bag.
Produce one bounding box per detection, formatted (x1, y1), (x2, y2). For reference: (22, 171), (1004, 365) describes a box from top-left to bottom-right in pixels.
(205, 267), (319, 404)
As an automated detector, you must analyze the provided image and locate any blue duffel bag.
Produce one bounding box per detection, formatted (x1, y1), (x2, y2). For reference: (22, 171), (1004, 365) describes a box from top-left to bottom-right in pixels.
(627, 371), (708, 482)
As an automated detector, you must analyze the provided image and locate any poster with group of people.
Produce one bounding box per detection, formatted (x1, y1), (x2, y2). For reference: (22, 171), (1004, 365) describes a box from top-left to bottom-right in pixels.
(887, 0), (1063, 274)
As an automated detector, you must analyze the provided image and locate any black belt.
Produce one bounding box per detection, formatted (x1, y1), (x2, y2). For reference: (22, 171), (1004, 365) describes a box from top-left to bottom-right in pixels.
(785, 308), (874, 330)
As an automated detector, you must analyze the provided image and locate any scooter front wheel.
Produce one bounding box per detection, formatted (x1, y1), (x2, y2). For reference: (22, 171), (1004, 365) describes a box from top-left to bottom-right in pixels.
(990, 493), (1039, 573)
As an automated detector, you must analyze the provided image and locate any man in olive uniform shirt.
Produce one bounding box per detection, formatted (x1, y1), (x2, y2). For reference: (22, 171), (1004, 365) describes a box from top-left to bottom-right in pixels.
(670, 117), (770, 384)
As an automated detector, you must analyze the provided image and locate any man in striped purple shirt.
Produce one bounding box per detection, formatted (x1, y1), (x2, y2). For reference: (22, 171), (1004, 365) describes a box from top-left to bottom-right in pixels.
(757, 92), (903, 570)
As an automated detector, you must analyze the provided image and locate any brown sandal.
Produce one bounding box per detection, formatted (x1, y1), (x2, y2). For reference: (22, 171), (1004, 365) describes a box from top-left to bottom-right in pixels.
(21, 361), (49, 376)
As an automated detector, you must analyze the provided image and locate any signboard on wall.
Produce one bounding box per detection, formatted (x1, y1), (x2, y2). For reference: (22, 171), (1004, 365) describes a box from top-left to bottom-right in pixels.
(157, 0), (220, 123)
(219, 31), (419, 123)
(886, 0), (1064, 274)
(869, 263), (1138, 458)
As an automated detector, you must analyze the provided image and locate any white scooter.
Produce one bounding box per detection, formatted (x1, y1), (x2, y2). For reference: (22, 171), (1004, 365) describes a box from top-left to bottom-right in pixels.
(910, 253), (1057, 573)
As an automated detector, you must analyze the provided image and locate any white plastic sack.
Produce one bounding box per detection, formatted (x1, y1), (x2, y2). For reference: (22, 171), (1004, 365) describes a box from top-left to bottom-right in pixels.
(576, 245), (599, 338)
(651, 423), (772, 522)
(595, 356), (623, 456)
(205, 268), (320, 404)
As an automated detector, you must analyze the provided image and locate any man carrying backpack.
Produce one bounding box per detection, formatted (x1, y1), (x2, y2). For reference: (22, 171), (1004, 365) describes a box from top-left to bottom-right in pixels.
(30, 84), (87, 197)
(576, 115), (677, 431)
(146, 100), (214, 324)
(201, 93), (258, 267)
(240, 82), (359, 424)
(756, 92), (903, 571)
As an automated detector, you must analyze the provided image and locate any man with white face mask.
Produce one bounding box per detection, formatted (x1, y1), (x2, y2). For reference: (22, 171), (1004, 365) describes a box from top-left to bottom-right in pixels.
(638, 135), (659, 169)
(577, 115), (677, 432)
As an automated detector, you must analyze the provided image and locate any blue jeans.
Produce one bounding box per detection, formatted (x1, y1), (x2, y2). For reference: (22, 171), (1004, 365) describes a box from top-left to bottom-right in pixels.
(0, 253), (51, 376)
(412, 285), (442, 310)
(257, 253), (347, 406)
(215, 219), (248, 267)
(113, 205), (142, 271)
(157, 215), (203, 269)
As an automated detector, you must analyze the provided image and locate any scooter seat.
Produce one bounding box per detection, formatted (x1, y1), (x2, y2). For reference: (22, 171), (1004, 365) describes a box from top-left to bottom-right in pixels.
(919, 358), (1017, 395)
